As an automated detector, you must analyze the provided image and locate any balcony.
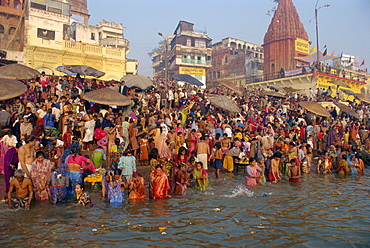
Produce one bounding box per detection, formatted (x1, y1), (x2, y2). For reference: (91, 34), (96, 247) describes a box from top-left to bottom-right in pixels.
(62, 40), (123, 59)
(181, 58), (212, 66)
(99, 37), (130, 49)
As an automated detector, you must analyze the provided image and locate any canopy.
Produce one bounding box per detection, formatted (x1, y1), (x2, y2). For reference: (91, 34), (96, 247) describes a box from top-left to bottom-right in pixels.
(172, 74), (203, 86)
(0, 78), (28, 100)
(355, 93), (370, 104)
(56, 65), (105, 77)
(82, 88), (132, 106)
(218, 81), (243, 95)
(0, 64), (39, 79)
(333, 101), (358, 118)
(120, 75), (153, 90)
(206, 94), (240, 113)
(299, 102), (330, 117)
(295, 51), (338, 63)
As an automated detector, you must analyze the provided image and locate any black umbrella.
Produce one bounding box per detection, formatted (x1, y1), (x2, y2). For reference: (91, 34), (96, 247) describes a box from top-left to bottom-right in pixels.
(120, 75), (153, 90)
(172, 74), (203, 86)
(56, 65), (105, 77)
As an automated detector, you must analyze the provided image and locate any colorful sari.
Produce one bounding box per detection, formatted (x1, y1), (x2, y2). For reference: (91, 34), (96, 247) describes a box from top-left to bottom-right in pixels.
(92, 148), (106, 169)
(246, 165), (262, 186)
(149, 170), (171, 199)
(173, 170), (190, 195)
(67, 171), (82, 196)
(0, 142), (9, 174)
(49, 170), (68, 204)
(111, 144), (125, 168)
(193, 168), (209, 190)
(108, 181), (123, 204)
(76, 192), (92, 206)
(31, 159), (53, 200)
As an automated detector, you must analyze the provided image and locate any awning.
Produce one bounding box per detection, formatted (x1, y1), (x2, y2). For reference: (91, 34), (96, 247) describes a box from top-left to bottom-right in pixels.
(295, 51), (338, 63)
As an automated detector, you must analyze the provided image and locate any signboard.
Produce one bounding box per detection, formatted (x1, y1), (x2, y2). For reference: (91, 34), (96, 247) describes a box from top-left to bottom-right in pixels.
(179, 67), (206, 76)
(295, 38), (309, 54)
(284, 68), (302, 77)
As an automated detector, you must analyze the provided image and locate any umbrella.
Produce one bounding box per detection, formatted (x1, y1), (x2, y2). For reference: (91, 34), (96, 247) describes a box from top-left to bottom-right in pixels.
(283, 87), (302, 94)
(82, 88), (132, 106)
(262, 91), (286, 98)
(120, 75), (153, 90)
(333, 101), (359, 118)
(299, 102), (330, 117)
(56, 65), (105, 77)
(0, 64), (39, 79)
(328, 80), (351, 89)
(355, 93), (370, 104)
(0, 78), (28, 100)
(341, 89), (356, 96)
(267, 85), (284, 92)
(218, 81), (243, 95)
(172, 74), (204, 86)
(206, 94), (240, 112)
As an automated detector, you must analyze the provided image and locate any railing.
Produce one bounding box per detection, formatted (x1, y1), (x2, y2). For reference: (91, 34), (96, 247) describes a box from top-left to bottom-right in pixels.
(62, 40), (124, 58)
(99, 37), (130, 49)
(181, 58), (211, 65)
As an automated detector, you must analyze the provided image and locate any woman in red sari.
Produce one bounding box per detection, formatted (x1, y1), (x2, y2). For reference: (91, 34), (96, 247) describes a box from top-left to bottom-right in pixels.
(149, 164), (171, 199)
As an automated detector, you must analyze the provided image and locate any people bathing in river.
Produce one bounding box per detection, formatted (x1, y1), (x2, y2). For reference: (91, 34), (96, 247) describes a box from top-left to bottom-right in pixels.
(193, 162), (209, 190)
(245, 158), (263, 186)
(75, 184), (92, 206)
(8, 169), (33, 210)
(149, 164), (171, 199)
(48, 165), (69, 204)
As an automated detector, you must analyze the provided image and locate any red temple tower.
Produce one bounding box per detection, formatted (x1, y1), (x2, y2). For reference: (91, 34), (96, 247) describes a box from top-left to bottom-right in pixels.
(263, 0), (309, 79)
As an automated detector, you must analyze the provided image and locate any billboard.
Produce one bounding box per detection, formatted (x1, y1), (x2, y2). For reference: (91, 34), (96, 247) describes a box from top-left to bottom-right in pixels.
(179, 67), (206, 76)
(295, 38), (309, 54)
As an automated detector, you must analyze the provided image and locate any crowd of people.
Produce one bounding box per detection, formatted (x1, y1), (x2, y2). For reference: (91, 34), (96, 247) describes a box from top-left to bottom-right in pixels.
(1, 72), (368, 209)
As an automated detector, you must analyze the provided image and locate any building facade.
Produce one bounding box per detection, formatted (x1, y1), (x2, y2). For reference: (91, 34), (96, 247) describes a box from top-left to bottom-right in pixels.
(151, 21), (212, 86)
(0, 0), (25, 65)
(263, 0), (310, 80)
(207, 37), (263, 87)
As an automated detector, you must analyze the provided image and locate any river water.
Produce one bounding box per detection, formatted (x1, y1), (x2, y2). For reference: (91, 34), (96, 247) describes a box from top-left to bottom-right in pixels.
(1, 169), (370, 248)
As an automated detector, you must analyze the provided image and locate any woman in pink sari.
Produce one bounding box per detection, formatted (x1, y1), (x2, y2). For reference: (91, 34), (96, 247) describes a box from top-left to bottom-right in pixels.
(31, 151), (53, 200)
(246, 158), (262, 186)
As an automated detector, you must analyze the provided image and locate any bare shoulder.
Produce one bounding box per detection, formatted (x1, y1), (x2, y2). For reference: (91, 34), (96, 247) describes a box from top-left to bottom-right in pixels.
(24, 178), (32, 185)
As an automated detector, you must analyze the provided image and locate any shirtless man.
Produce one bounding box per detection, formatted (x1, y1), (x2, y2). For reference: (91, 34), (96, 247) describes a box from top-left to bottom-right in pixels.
(197, 136), (210, 170)
(107, 125), (118, 165)
(287, 159), (301, 182)
(269, 152), (282, 183)
(18, 135), (36, 178)
(220, 134), (231, 152)
(8, 170), (33, 210)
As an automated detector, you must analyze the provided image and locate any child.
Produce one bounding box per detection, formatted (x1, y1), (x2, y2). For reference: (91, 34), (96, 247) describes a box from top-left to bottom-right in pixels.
(212, 143), (223, 178)
(173, 163), (190, 195)
(193, 162), (209, 190)
(48, 165), (69, 204)
(118, 150), (136, 182)
(287, 159), (301, 183)
(75, 184), (92, 206)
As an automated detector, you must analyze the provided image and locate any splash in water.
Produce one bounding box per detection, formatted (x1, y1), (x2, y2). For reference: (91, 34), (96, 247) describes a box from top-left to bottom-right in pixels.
(222, 185), (254, 198)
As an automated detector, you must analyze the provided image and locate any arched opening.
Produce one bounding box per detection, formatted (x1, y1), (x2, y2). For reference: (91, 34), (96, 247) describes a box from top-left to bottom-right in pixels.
(8, 27), (16, 35)
(0, 24), (4, 34)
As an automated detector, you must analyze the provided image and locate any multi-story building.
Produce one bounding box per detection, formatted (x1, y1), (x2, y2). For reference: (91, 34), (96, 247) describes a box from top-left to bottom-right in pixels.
(207, 37), (263, 87)
(151, 21), (212, 86)
(0, 0), (25, 65)
(18, 0), (135, 80)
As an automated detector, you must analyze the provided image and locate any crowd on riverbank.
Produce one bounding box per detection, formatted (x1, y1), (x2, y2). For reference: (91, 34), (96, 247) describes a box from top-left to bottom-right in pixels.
(1, 73), (368, 209)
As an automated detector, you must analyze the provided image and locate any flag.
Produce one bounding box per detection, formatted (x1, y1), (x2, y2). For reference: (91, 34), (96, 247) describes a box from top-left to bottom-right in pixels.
(311, 67), (318, 82)
(354, 56), (359, 63)
(323, 45), (327, 49)
(348, 56), (351, 63)
(310, 46), (317, 54)
(360, 60), (365, 66)
(323, 48), (327, 56)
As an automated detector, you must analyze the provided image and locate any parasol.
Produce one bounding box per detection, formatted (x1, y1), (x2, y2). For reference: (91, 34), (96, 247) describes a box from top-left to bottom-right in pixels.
(172, 74), (204, 86)
(341, 89), (356, 96)
(120, 75), (153, 90)
(0, 64), (39, 79)
(262, 91), (286, 98)
(333, 101), (358, 118)
(355, 93), (370, 104)
(218, 81), (243, 95)
(299, 102), (330, 117)
(0, 78), (28, 100)
(206, 94), (240, 112)
(82, 88), (132, 106)
(56, 65), (105, 77)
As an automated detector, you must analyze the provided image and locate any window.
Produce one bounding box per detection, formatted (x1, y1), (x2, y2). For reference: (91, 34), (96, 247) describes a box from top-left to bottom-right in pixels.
(91, 33), (95, 40)
(197, 56), (201, 60)
(186, 38), (191, 47)
(37, 28), (55, 40)
(0, 25), (4, 34)
(8, 27), (16, 35)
